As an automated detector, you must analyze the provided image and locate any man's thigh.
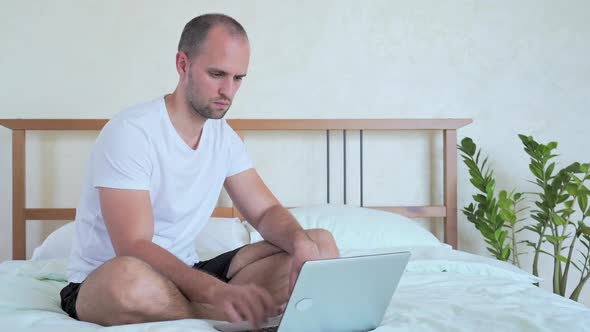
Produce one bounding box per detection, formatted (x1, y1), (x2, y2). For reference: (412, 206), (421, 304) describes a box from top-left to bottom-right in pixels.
(225, 241), (286, 280)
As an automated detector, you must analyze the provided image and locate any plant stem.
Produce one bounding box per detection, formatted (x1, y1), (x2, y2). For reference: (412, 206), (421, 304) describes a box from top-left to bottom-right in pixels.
(570, 270), (590, 302)
(552, 222), (563, 295)
(570, 279), (589, 302)
(510, 200), (521, 268)
(570, 242), (590, 301)
(561, 234), (577, 295)
(532, 224), (547, 279)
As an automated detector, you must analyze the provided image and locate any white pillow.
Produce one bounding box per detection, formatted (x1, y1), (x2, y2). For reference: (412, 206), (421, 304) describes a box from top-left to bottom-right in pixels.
(194, 217), (251, 260)
(247, 205), (442, 250)
(286, 205), (441, 250)
(31, 217), (251, 261)
(31, 221), (76, 260)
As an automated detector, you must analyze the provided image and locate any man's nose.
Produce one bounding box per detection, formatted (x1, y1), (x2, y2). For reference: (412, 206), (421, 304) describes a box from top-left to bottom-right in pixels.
(218, 78), (236, 100)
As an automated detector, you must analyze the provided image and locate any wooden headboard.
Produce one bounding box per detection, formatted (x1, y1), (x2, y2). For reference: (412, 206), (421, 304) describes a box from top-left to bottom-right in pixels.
(0, 118), (472, 260)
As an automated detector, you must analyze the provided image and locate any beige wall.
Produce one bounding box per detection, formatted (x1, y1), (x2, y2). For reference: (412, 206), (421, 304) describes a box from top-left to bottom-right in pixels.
(1, 0), (589, 305)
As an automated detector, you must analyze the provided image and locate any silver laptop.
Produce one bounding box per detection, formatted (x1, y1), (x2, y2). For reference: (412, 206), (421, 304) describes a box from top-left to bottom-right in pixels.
(213, 251), (410, 332)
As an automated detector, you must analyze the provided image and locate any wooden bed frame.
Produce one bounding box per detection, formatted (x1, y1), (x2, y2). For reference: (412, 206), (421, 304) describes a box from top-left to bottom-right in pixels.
(0, 118), (471, 260)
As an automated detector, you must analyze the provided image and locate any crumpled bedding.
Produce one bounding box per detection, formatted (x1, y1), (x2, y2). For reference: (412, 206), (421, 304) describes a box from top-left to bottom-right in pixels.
(1, 248), (588, 332)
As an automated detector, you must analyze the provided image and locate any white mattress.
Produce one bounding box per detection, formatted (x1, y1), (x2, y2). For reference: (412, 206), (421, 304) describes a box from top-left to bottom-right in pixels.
(1, 248), (589, 332)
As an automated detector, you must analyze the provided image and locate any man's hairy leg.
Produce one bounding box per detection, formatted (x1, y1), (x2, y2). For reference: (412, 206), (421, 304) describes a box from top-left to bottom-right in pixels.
(76, 256), (196, 326)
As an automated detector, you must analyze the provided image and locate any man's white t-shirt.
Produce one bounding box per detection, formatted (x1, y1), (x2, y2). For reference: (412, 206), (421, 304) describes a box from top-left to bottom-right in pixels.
(67, 96), (252, 283)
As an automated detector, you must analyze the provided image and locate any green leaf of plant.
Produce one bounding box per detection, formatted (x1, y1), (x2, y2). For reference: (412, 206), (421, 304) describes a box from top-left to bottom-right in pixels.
(460, 137), (477, 156)
(546, 162), (556, 179)
(498, 198), (512, 210)
(545, 235), (568, 245)
(485, 178), (495, 194)
(569, 258), (583, 273)
(493, 229), (502, 241)
(579, 225), (590, 236)
(529, 164), (544, 180)
(500, 210), (515, 223)
(557, 194), (570, 204)
(556, 254), (569, 264)
(579, 195), (588, 213)
(499, 231), (508, 245)
(486, 247), (499, 256)
(502, 247), (511, 261)
(470, 178), (484, 190)
(536, 249), (554, 258)
(463, 159), (480, 176)
(474, 194), (487, 205)
(550, 213), (567, 226)
(546, 236), (558, 245)
(482, 157), (489, 173)
(519, 240), (536, 247)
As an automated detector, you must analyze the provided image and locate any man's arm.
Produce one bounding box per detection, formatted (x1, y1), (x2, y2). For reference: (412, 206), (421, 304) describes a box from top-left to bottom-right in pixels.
(98, 187), (276, 324)
(224, 169), (328, 293)
(223, 169), (311, 254)
(99, 188), (225, 302)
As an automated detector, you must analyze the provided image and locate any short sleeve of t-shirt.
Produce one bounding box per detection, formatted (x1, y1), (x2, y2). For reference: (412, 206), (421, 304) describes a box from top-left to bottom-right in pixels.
(92, 119), (152, 190)
(225, 122), (253, 177)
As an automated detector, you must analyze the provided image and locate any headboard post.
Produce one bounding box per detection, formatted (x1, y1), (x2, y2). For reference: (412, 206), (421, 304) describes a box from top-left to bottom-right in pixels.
(13, 130), (26, 260)
(443, 129), (458, 248)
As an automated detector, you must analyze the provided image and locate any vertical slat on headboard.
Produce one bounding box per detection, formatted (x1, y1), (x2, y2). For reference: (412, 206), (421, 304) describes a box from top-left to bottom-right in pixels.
(443, 129), (458, 248)
(12, 130), (26, 260)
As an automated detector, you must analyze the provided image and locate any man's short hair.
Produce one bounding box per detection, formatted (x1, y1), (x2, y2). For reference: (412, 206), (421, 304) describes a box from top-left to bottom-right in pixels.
(178, 13), (247, 59)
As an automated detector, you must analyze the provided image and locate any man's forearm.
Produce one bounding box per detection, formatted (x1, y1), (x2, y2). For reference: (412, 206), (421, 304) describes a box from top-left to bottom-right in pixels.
(122, 239), (224, 304)
(254, 204), (311, 254)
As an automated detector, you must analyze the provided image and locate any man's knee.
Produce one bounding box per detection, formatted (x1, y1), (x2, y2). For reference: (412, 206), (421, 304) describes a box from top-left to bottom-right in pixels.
(78, 256), (181, 325)
(112, 258), (172, 311)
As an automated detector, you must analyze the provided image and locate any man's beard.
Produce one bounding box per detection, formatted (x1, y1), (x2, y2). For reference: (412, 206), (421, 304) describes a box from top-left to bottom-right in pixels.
(186, 73), (231, 120)
(188, 98), (229, 120)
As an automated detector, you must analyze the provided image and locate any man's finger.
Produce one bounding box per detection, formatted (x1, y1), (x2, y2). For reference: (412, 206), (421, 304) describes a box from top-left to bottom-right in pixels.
(241, 287), (266, 327)
(224, 302), (243, 323)
(236, 299), (258, 328)
(253, 285), (276, 316)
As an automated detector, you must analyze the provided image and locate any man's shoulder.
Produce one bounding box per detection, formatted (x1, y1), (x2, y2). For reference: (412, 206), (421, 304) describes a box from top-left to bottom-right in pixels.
(95, 97), (165, 147)
(111, 97), (164, 126)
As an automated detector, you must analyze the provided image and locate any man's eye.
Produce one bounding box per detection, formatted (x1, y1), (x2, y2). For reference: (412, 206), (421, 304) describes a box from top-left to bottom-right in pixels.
(210, 72), (224, 77)
(234, 76), (243, 82)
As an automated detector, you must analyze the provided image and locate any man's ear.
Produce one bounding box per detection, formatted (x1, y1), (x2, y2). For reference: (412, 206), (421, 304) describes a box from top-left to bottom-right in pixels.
(175, 51), (190, 77)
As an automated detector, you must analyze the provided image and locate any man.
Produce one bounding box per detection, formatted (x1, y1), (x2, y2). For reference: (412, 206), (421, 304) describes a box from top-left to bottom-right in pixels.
(60, 13), (339, 328)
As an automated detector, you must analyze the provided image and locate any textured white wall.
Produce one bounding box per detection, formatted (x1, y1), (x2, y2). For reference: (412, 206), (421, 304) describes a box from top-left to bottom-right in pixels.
(1, 0), (589, 305)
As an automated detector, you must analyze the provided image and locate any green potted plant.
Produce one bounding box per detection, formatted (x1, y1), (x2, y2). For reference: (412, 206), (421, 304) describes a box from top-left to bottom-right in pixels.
(459, 135), (590, 301)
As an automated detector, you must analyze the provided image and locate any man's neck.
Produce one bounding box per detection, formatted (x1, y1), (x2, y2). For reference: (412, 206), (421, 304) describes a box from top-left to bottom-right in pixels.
(164, 91), (206, 150)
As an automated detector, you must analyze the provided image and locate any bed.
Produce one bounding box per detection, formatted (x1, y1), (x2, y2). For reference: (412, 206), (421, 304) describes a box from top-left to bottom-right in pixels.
(1, 118), (589, 332)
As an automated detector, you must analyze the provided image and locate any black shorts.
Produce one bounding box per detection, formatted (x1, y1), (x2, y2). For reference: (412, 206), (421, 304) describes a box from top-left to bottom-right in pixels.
(59, 246), (245, 320)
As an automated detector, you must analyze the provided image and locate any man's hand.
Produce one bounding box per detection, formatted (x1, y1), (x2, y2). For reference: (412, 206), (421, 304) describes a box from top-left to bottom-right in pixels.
(288, 232), (323, 294)
(208, 283), (280, 329)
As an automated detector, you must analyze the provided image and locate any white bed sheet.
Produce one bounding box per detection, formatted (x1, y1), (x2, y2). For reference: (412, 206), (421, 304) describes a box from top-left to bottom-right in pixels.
(1, 249), (589, 332)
